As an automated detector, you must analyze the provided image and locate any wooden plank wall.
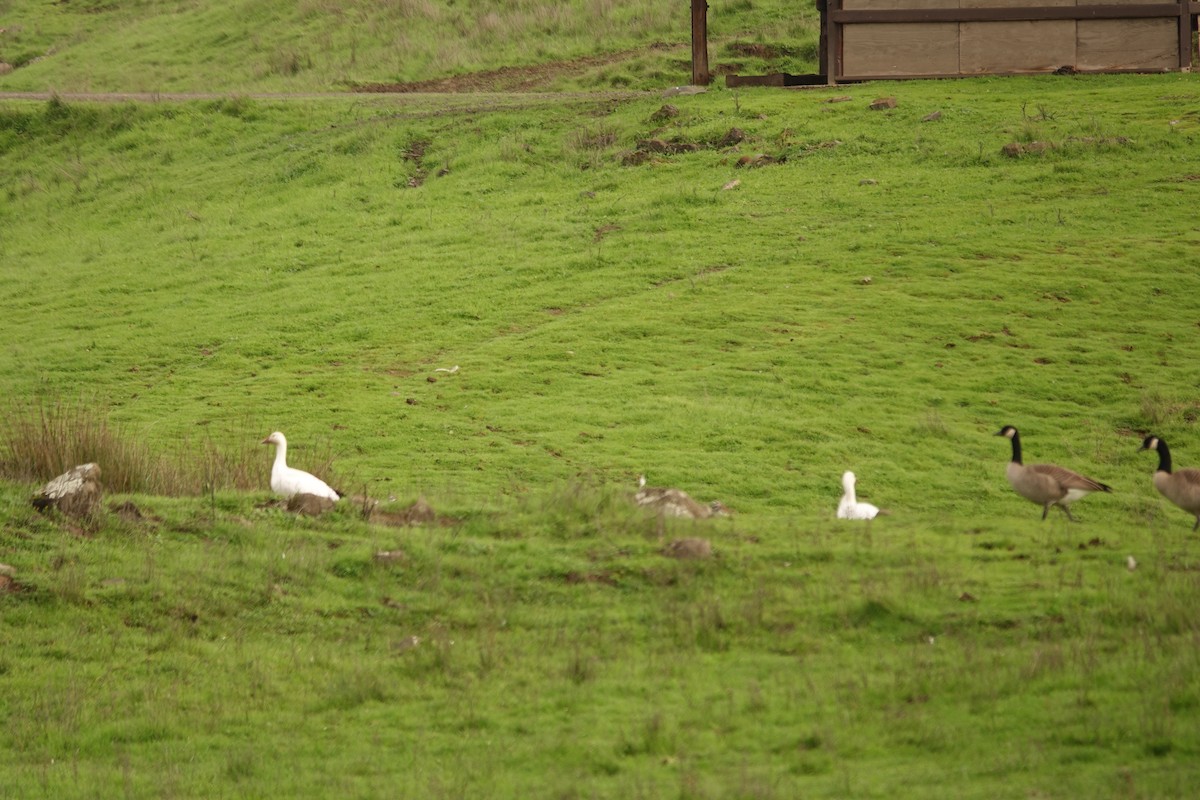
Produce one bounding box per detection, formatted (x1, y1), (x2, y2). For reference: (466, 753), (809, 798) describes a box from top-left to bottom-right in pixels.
(838, 0), (1185, 77)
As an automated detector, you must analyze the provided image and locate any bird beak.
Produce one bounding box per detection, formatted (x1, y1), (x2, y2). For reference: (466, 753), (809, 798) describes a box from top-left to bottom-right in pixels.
(993, 430), (1005, 437)
(261, 437), (271, 445)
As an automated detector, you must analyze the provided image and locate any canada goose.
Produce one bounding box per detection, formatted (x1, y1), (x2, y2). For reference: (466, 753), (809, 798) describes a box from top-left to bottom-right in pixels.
(635, 475), (728, 519)
(32, 463), (102, 518)
(1139, 435), (1200, 531)
(837, 471), (882, 520)
(995, 425), (1111, 520)
(261, 431), (340, 501)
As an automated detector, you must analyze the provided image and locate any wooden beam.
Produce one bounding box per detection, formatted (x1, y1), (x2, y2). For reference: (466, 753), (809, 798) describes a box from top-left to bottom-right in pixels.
(829, 4), (1185, 24)
(829, 0), (844, 83)
(1180, 0), (1196, 70)
(691, 0), (711, 85)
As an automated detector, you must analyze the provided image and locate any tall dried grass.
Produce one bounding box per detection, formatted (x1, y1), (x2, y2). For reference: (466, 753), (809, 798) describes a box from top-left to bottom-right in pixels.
(0, 399), (335, 496)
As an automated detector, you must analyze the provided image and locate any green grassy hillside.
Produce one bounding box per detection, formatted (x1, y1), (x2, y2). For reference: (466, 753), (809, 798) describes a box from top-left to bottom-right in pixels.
(2, 12), (1200, 796)
(3, 78), (1199, 510)
(0, 0), (819, 93)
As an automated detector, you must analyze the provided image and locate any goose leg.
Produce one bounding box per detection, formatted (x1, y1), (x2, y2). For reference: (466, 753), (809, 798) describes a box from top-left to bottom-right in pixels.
(1060, 505), (1076, 522)
(1041, 505), (1050, 520)
(1193, 516), (1199, 533)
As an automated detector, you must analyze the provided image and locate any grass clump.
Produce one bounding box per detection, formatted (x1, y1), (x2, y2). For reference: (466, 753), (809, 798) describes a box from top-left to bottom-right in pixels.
(0, 398), (337, 496)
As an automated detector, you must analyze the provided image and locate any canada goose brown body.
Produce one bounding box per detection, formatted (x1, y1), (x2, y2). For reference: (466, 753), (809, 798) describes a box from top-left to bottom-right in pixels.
(1139, 435), (1200, 531)
(995, 426), (1112, 520)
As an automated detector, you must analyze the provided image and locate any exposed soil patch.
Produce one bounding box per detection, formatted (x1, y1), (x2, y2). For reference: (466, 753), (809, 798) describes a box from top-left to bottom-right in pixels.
(354, 44), (681, 94)
(724, 42), (802, 60)
(621, 128), (771, 166)
(563, 570), (619, 586)
(110, 500), (162, 525)
(370, 498), (459, 527)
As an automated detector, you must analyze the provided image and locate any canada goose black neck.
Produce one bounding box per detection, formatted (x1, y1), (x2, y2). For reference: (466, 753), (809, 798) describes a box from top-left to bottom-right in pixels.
(1143, 436), (1172, 474)
(996, 426), (1022, 465)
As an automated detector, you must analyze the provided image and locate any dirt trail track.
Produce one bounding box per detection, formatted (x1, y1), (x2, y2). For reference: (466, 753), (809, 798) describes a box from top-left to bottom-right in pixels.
(0, 43), (693, 103)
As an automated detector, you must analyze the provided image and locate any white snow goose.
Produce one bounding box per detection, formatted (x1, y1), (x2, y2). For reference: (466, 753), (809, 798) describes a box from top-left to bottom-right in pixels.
(837, 470), (882, 520)
(261, 431), (340, 501)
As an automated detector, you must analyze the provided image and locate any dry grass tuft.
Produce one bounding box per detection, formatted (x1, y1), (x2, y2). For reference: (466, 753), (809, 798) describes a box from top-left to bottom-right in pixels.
(0, 398), (335, 496)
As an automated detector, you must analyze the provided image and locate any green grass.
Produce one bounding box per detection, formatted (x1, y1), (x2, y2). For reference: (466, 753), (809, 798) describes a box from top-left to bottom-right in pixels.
(3, 483), (1199, 797)
(3, 78), (1199, 509)
(0, 0), (820, 93)
(1, 27), (1200, 799)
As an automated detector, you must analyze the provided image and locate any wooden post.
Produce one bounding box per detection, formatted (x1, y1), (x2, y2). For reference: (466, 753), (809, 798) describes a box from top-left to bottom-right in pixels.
(691, 0), (711, 85)
(828, 0), (842, 84)
(1179, 0), (1195, 70)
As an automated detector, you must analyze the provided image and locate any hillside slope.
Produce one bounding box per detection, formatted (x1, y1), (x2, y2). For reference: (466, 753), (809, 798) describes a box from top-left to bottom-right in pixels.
(2, 77), (1199, 514)
(0, 0), (819, 93)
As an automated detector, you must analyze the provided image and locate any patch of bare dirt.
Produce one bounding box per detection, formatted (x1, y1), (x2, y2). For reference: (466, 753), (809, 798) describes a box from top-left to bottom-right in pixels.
(724, 42), (803, 60)
(354, 44), (681, 94)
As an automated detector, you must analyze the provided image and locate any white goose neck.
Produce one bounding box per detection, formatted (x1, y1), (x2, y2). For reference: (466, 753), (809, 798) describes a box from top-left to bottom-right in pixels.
(272, 436), (289, 468)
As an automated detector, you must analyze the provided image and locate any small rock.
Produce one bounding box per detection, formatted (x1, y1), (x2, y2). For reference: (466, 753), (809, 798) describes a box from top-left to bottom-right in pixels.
(859, 276), (873, 285)
(958, 592), (977, 602)
(826, 95), (852, 104)
(859, 179), (877, 186)
(869, 97), (897, 110)
(0, 63), (13, 76)
(663, 538), (713, 560)
(721, 179), (741, 191)
(1126, 555), (1137, 571)
(921, 110), (942, 122)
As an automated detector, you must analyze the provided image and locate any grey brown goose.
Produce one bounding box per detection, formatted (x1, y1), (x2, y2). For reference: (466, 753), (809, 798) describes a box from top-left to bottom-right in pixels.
(995, 426), (1112, 520)
(635, 475), (728, 519)
(1139, 435), (1200, 531)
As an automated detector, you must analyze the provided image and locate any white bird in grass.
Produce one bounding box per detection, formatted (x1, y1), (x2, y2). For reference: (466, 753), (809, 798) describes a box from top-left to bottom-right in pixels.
(261, 431), (339, 501)
(837, 471), (881, 520)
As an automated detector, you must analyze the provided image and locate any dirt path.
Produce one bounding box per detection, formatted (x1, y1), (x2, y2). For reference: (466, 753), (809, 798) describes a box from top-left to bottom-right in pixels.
(354, 44), (681, 94)
(0, 43), (694, 102)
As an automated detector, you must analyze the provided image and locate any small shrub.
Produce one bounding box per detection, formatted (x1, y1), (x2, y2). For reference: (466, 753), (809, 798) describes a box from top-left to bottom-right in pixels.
(269, 50), (311, 77)
(566, 125), (618, 154)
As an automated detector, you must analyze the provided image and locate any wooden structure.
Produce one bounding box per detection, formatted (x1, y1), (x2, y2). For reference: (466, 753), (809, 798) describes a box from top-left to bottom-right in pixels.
(690, 0), (1200, 84)
(692, 0), (711, 84)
